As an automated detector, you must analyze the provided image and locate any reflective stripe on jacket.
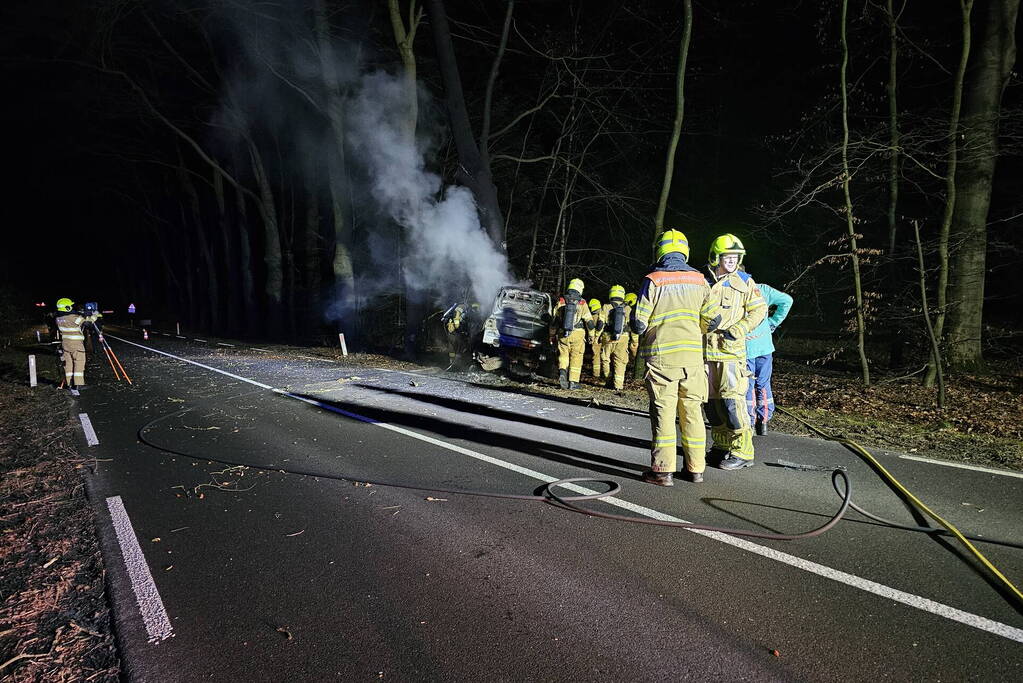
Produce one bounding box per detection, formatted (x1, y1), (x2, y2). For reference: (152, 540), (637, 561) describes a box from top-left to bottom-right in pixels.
(634, 270), (718, 365)
(704, 270), (766, 362)
(56, 314), (86, 342)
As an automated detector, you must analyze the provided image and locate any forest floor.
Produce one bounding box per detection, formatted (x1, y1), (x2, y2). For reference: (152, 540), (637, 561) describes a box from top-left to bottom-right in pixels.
(0, 339), (120, 681)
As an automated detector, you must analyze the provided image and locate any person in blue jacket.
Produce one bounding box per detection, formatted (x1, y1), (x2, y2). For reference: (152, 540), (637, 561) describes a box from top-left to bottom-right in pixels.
(744, 283), (793, 435)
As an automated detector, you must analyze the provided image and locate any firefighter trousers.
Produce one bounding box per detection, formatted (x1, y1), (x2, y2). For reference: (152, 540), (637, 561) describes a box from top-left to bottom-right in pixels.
(706, 359), (754, 459)
(557, 329), (587, 382)
(645, 359), (708, 474)
(61, 342), (86, 387)
(601, 336), (630, 390)
(591, 341), (602, 378)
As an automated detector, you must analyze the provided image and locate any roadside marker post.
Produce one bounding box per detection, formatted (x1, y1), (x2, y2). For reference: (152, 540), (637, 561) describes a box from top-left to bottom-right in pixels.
(176, 322), (180, 336)
(28, 355), (37, 387)
(143, 329), (149, 341)
(36, 330), (41, 342)
(339, 333), (348, 357)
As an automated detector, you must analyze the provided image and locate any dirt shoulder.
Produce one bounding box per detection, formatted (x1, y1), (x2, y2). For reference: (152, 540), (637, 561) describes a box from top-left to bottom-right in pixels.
(0, 337), (119, 681)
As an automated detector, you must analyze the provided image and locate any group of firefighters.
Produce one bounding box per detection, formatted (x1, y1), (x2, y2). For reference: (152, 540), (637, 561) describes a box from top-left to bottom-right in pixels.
(443, 231), (792, 486)
(47, 298), (104, 391)
(552, 230), (793, 485)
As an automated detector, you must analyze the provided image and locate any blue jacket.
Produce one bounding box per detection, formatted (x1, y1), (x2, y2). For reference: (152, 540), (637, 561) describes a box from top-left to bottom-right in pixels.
(745, 283), (792, 358)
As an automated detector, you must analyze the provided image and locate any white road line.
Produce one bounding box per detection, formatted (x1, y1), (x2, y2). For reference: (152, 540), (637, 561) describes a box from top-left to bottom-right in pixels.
(250, 347), (272, 353)
(107, 335), (273, 390)
(217, 343), (236, 347)
(105, 496), (174, 644)
(105, 336), (1023, 644)
(79, 413), (100, 446)
(297, 355), (336, 362)
(899, 454), (1023, 479)
(175, 336), (186, 339)
(193, 338), (207, 343)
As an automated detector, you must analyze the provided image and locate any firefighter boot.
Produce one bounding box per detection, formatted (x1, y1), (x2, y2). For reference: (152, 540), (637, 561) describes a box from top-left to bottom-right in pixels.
(559, 369), (569, 390)
(719, 455), (754, 470)
(641, 470), (674, 487)
(569, 381), (580, 390)
(755, 421), (768, 436)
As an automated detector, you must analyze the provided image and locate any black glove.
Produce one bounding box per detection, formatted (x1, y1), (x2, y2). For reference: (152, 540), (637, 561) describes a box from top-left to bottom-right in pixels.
(721, 327), (737, 341)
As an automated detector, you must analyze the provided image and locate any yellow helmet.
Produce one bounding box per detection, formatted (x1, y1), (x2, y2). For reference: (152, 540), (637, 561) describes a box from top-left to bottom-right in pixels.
(609, 285), (626, 301)
(624, 292), (637, 307)
(708, 233), (746, 266)
(654, 229), (690, 261)
(568, 278), (585, 294)
(588, 298), (601, 313)
(56, 297), (74, 312)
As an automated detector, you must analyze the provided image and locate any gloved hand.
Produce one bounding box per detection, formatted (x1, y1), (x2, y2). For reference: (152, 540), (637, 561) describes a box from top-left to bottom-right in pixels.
(98, 334), (105, 343)
(769, 324), (777, 333)
(721, 327), (737, 341)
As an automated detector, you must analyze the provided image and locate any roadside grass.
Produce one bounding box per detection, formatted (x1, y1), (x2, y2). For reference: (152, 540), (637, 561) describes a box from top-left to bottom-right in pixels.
(0, 326), (119, 682)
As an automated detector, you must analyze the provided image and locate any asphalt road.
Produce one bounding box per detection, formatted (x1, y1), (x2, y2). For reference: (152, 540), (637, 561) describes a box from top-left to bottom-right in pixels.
(69, 332), (1023, 681)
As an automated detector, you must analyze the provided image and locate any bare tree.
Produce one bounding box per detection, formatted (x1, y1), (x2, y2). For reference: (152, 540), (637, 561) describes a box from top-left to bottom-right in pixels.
(653, 0), (693, 237)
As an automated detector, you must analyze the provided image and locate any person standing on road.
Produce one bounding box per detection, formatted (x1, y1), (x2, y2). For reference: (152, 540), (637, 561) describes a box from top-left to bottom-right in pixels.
(82, 301), (104, 356)
(441, 302), (470, 371)
(588, 298), (603, 381)
(55, 297), (88, 391)
(596, 285), (632, 391)
(550, 278), (594, 390)
(745, 282), (793, 436)
(633, 230), (721, 486)
(624, 291), (641, 381)
(704, 234), (767, 470)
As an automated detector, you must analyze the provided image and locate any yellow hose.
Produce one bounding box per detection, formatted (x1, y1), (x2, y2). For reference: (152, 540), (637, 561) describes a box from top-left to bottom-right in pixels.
(777, 405), (1023, 607)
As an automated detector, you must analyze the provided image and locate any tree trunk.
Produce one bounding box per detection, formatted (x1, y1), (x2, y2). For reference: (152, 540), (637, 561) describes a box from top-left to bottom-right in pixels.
(388, 0), (422, 145)
(927, 0), (974, 387)
(653, 0), (693, 236)
(213, 168), (240, 335)
(885, 0), (901, 258)
(914, 221), (945, 408)
(947, 0), (1020, 371)
(247, 139), (284, 337)
(479, 0), (514, 170)
(425, 0), (506, 251)
(176, 151), (219, 334)
(840, 0), (870, 386)
(314, 0), (356, 340)
(234, 165), (258, 336)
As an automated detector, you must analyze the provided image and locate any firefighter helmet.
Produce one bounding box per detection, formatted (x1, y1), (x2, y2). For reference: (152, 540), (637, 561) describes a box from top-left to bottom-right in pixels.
(567, 278), (585, 294)
(708, 233), (746, 266)
(609, 285), (626, 301)
(588, 298), (601, 313)
(654, 229), (690, 262)
(624, 292), (637, 307)
(56, 297), (74, 312)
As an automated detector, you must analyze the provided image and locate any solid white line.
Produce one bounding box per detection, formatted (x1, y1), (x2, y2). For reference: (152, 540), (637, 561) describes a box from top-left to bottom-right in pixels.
(107, 336), (1023, 644)
(193, 338), (207, 343)
(217, 343), (236, 347)
(175, 336), (186, 339)
(105, 496), (174, 644)
(250, 347), (272, 353)
(106, 335), (273, 390)
(898, 454), (1023, 479)
(79, 413), (99, 446)
(297, 355), (336, 362)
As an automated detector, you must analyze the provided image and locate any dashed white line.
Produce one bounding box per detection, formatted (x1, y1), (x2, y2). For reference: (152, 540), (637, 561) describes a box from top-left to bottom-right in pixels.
(899, 454), (1023, 479)
(106, 496), (174, 644)
(250, 347), (272, 353)
(193, 338), (208, 343)
(217, 343), (236, 347)
(78, 413), (99, 446)
(105, 335), (1023, 644)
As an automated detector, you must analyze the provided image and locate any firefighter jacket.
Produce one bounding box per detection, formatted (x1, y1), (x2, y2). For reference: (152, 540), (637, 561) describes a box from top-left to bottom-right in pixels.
(704, 268), (767, 363)
(745, 283), (792, 359)
(442, 304), (466, 335)
(55, 313), (86, 347)
(597, 302), (633, 344)
(551, 295), (594, 341)
(633, 253), (720, 366)
(84, 311), (104, 333)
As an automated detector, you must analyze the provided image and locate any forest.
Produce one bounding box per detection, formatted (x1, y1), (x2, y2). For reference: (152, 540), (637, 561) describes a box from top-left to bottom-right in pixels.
(3, 0), (1021, 385)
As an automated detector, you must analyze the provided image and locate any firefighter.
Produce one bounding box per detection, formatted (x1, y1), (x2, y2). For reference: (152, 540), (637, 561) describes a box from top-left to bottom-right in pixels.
(82, 302), (104, 355)
(596, 285), (632, 391)
(550, 278), (594, 390)
(587, 298), (603, 380)
(624, 291), (641, 380)
(745, 282), (793, 436)
(634, 230), (720, 485)
(441, 302), (470, 370)
(704, 234), (767, 470)
(55, 298), (88, 390)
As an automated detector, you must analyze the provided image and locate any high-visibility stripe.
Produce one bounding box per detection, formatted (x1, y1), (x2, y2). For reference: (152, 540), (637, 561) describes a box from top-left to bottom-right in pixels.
(649, 309), (699, 325)
(640, 341), (704, 357)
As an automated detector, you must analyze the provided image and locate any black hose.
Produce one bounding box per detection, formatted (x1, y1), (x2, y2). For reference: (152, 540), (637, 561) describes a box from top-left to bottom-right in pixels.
(138, 406), (853, 541)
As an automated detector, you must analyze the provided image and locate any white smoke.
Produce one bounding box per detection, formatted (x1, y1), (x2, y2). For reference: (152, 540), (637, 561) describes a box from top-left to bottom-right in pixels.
(346, 71), (512, 308)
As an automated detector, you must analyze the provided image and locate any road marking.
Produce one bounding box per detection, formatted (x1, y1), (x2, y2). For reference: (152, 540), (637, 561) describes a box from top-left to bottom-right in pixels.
(297, 355), (336, 362)
(79, 413), (99, 446)
(250, 347), (272, 353)
(105, 496), (174, 644)
(217, 343), (236, 347)
(106, 336), (1023, 644)
(175, 336), (186, 339)
(899, 454), (1023, 479)
(107, 336), (273, 390)
(194, 338), (207, 343)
